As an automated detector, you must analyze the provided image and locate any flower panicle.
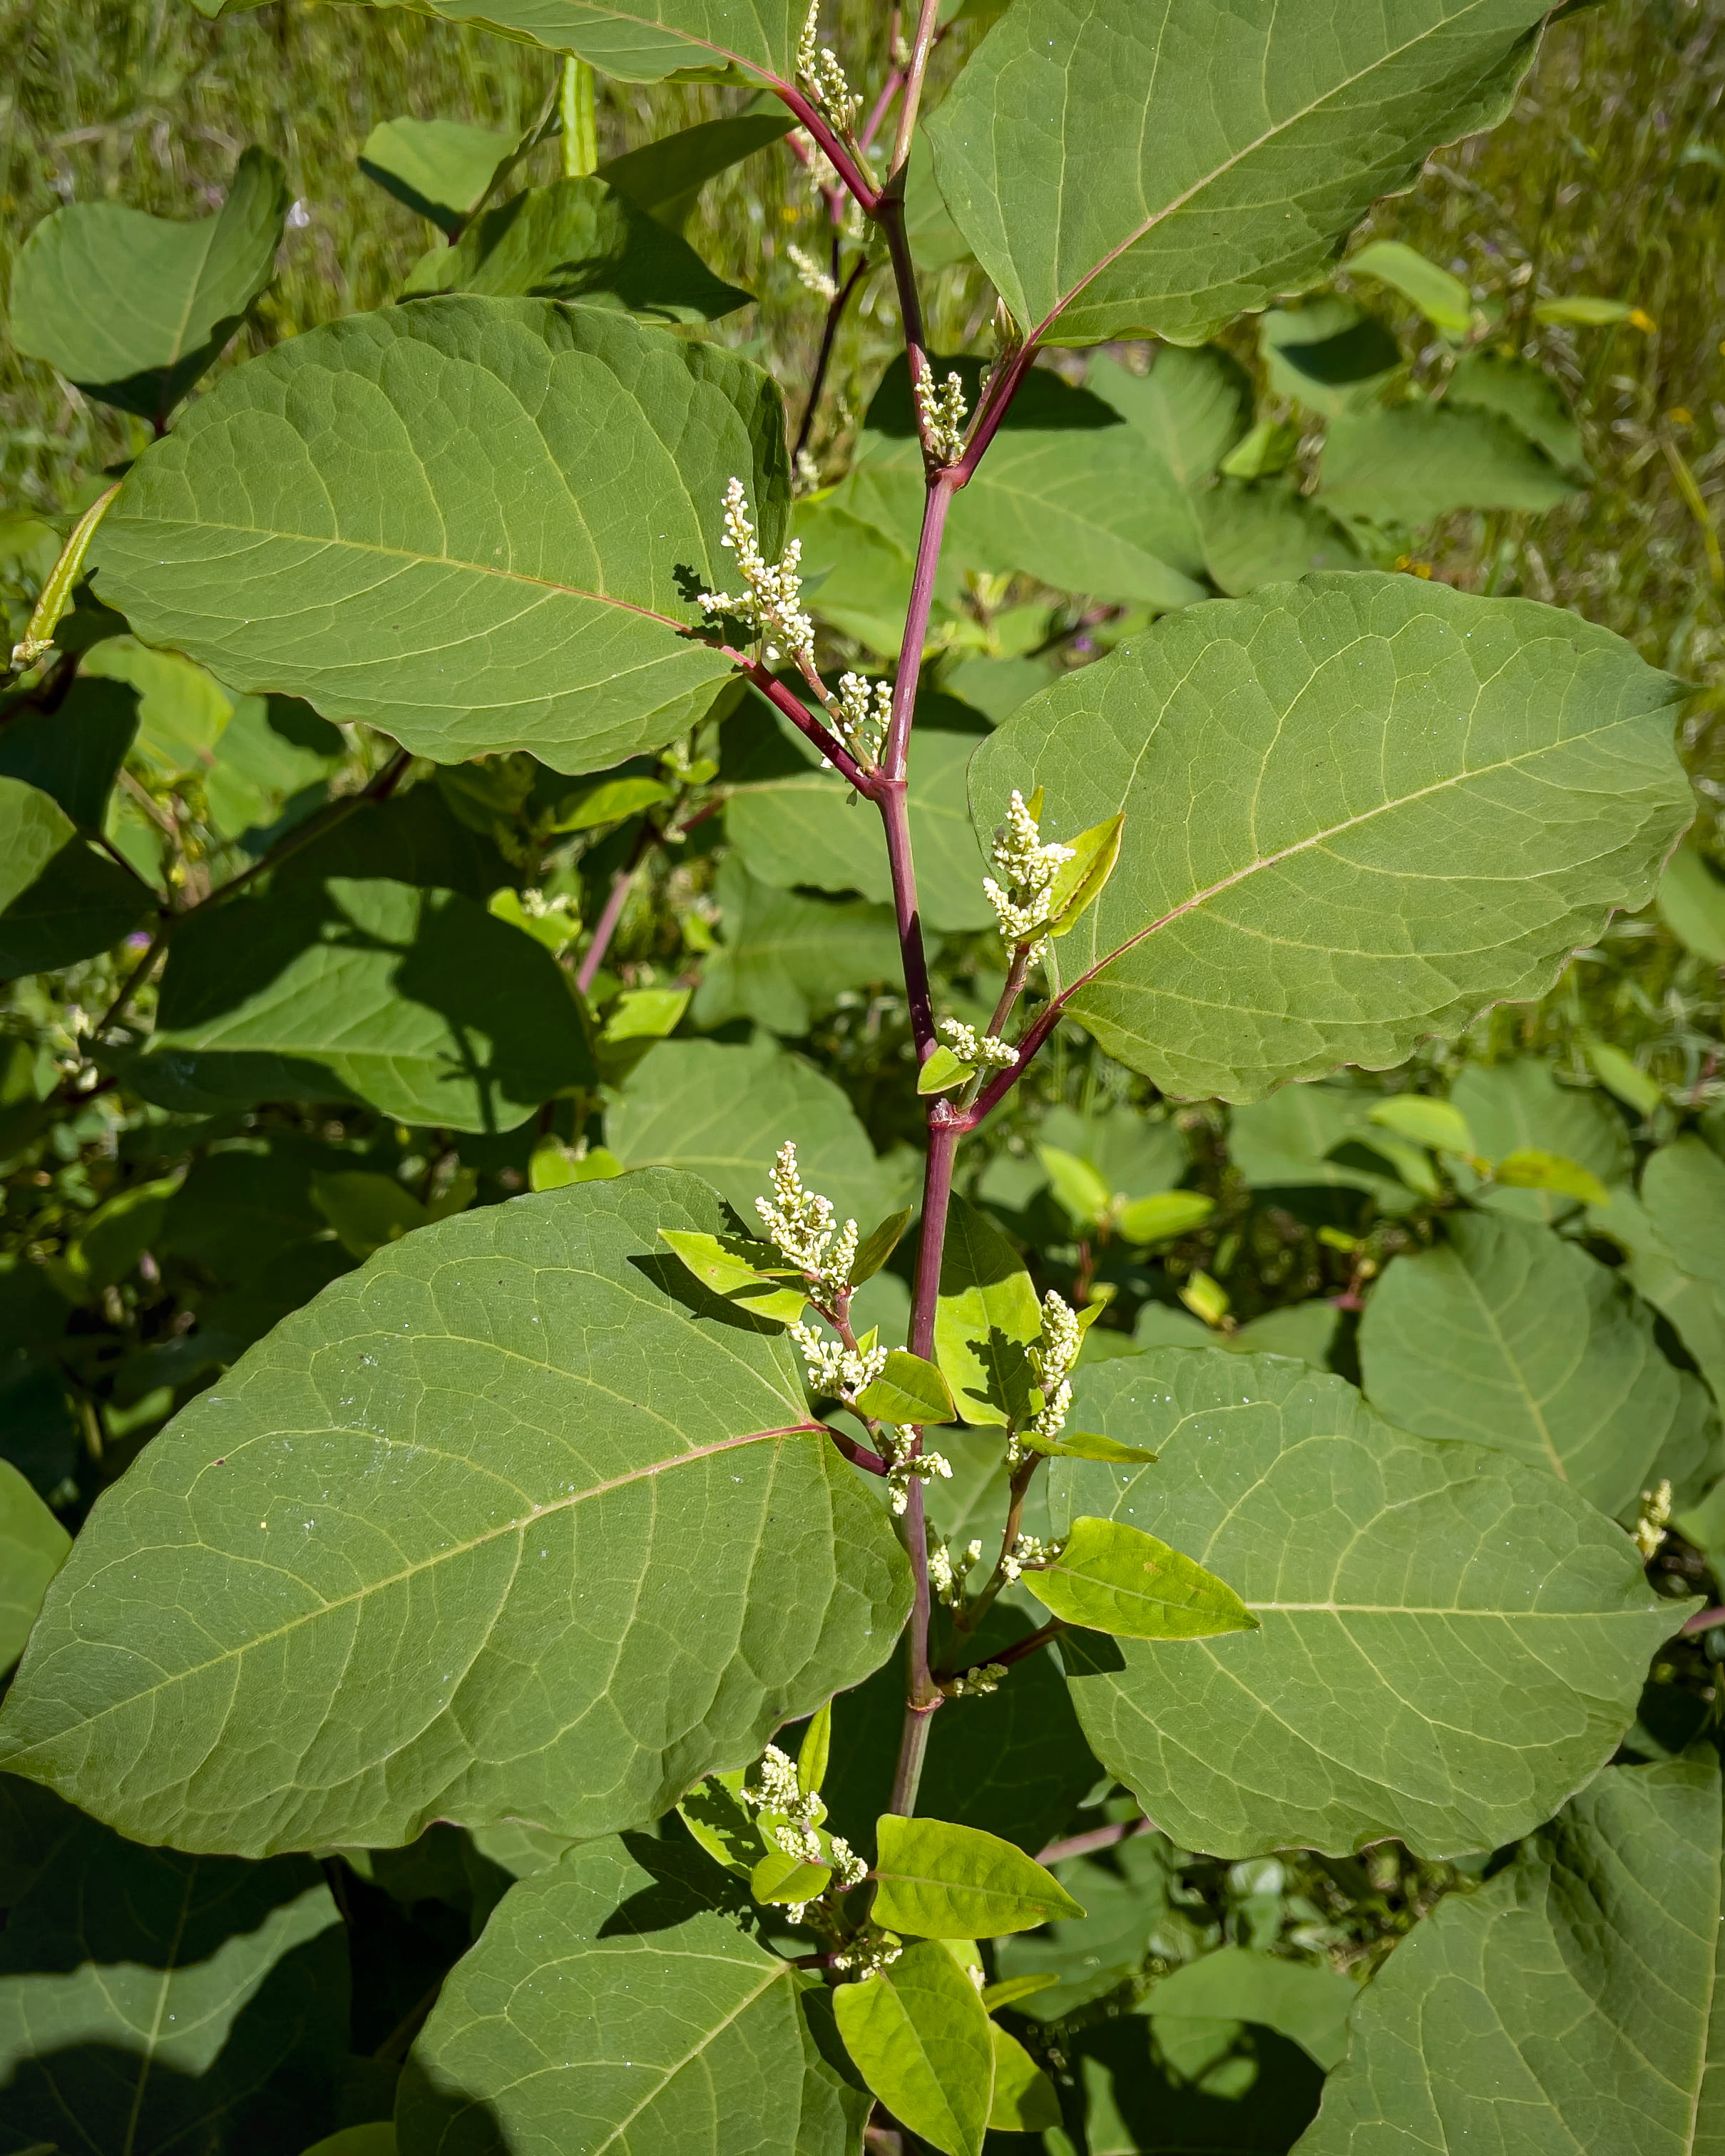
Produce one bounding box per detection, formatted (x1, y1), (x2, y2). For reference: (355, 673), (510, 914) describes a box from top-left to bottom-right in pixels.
(983, 789), (1075, 955)
(697, 478), (815, 667)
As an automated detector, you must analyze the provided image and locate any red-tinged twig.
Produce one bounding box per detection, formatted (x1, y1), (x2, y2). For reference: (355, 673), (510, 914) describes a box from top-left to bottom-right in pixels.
(823, 1424), (891, 1478)
(575, 818), (657, 995)
(1035, 1816), (1157, 1868)
(1681, 1606), (1725, 1634)
(725, 652), (877, 797)
(794, 257), (867, 464)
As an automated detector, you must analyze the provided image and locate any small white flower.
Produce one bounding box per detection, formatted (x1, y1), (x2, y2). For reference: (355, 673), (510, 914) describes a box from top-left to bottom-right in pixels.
(787, 242), (839, 303)
(757, 1141), (856, 1297)
(916, 369), (970, 464)
(1000, 1533), (1060, 1583)
(697, 478), (816, 665)
(834, 673), (893, 766)
(797, 3), (862, 133)
(983, 790), (1075, 954)
(793, 1320), (888, 1402)
(886, 1449), (953, 1516)
(938, 1017), (1016, 1070)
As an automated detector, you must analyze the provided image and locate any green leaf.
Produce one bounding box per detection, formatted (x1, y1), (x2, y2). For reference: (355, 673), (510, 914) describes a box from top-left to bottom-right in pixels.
(1585, 1037), (1665, 1115)
(752, 1844), (831, 1904)
(598, 113), (797, 216)
(399, 1833), (869, 2155)
(988, 2023), (1063, 2131)
(1085, 346), (1254, 493)
(1359, 1211), (1717, 1516)
(608, 1035), (890, 1228)
(1046, 813), (1125, 939)
(1023, 1429), (1158, 1464)
(8, 146), (288, 421)
(400, 0), (805, 84)
(1346, 239), (1473, 337)
(1227, 1083), (1420, 1213)
(1294, 1752), (1723, 2154)
(981, 1972), (1060, 2011)
(658, 1226), (809, 1324)
(0, 1173), (910, 1852)
(1491, 1146), (1612, 1208)
(1658, 840), (1725, 965)
(0, 774), (147, 976)
(1319, 404), (1578, 525)
(1038, 1144), (1115, 1230)
(726, 721), (995, 933)
(1448, 349), (1588, 475)
(1261, 300), (1403, 420)
(872, 1815), (1084, 1940)
(547, 771), (675, 829)
(92, 299), (787, 774)
(833, 1940), (995, 2156)
(1533, 294), (1642, 326)
(797, 1697), (832, 1795)
(678, 1770), (762, 1874)
(359, 115), (513, 232)
(1450, 1055), (1631, 1223)
(1643, 1137), (1725, 1303)
(1026, 1515), (1256, 1642)
(692, 856), (900, 1035)
(936, 1196), (1043, 1428)
(126, 875), (595, 1133)
(918, 1044), (975, 1094)
(1219, 420), (1303, 481)
(0, 776), (78, 911)
(1589, 1164), (1725, 1413)
(1055, 1349), (1686, 1857)
(1114, 1191), (1215, 1245)
(309, 1169), (428, 1258)
(991, 1831), (1171, 2022)
(1145, 1944), (1358, 2071)
(1196, 478), (1364, 596)
(302, 2129), (396, 2156)
(403, 177), (751, 322)
(790, 491), (967, 655)
(0, 1462), (69, 1673)
(856, 1350), (956, 1428)
(851, 1208), (911, 1287)
(0, 1777), (348, 2152)
(0, 674), (138, 830)
(969, 576), (1688, 1102)
(1367, 1094), (1475, 1156)
(81, 634), (235, 781)
(926, 0), (1549, 346)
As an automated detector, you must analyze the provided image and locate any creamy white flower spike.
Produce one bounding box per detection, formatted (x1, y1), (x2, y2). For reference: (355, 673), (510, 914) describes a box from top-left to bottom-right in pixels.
(835, 673), (893, 766)
(1000, 1533), (1061, 1583)
(885, 1449), (952, 1517)
(756, 1141), (856, 1295)
(983, 790), (1075, 954)
(697, 478), (815, 666)
(787, 242), (839, 304)
(938, 1017), (1016, 1069)
(1020, 1288), (1083, 1457)
(916, 369), (970, 463)
(797, 4), (863, 135)
(792, 1320), (888, 1402)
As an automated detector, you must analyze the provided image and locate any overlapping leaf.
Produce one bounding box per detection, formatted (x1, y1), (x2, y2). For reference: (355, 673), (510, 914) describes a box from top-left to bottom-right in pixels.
(970, 576), (1689, 1101)
(401, 0), (804, 83)
(1053, 1350), (1684, 1857)
(924, 0), (1552, 346)
(0, 1173), (910, 1852)
(0, 1462), (68, 1672)
(91, 299), (787, 772)
(692, 856), (900, 1034)
(1449, 1055), (1631, 1223)
(1318, 405), (1577, 525)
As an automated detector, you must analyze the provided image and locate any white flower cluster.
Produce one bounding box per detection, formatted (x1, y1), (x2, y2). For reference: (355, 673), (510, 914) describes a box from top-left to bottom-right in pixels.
(697, 478), (815, 665)
(742, 1743), (867, 1906)
(1634, 1477), (1674, 1562)
(983, 791), (1075, 953)
(885, 1447), (953, 1516)
(833, 1926), (904, 1976)
(787, 242), (838, 303)
(946, 1660), (1009, 1698)
(836, 673), (892, 766)
(927, 1534), (984, 1606)
(1029, 1289), (1082, 1444)
(757, 1141), (856, 1295)
(797, 4), (862, 134)
(792, 1320), (888, 1402)
(1000, 1532), (1061, 1583)
(938, 1017), (1015, 1070)
(916, 369), (970, 463)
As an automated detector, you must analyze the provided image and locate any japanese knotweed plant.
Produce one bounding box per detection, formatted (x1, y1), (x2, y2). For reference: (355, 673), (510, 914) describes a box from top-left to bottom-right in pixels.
(0, 3), (1715, 2153)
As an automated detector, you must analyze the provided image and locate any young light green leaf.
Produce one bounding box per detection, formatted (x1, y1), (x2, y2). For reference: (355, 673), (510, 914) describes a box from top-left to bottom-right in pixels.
(9, 147), (288, 421)
(833, 1941), (995, 2156)
(398, 0), (807, 85)
(0, 777), (79, 914)
(797, 1698), (832, 1797)
(1450, 1056), (1630, 1223)
(403, 176), (752, 322)
(0, 1173), (910, 1853)
(310, 1169), (428, 1260)
(548, 773), (675, 831)
(918, 1044), (975, 1094)
(751, 1845), (831, 1905)
(0, 1459), (70, 1673)
(1020, 1429), (1158, 1465)
(529, 1141), (623, 1191)
(1219, 420), (1302, 482)
(981, 1971), (1061, 2012)
(1368, 1095), (1476, 1156)
(851, 1208), (912, 1288)
(936, 1196), (1043, 1428)
(1359, 1211), (1716, 1518)
(871, 1816), (1084, 1941)
(855, 1350), (956, 1429)
(1319, 404), (1577, 524)
(1490, 1146), (1612, 1208)
(989, 2023), (1063, 2132)
(971, 577), (1688, 1102)
(1179, 1270), (1230, 1327)
(1297, 1752), (1723, 2153)
(1585, 1038), (1664, 1115)
(1037, 1145), (1115, 1231)
(1533, 294), (1644, 327)
(1045, 812), (1125, 939)
(1261, 300), (1403, 420)
(399, 1834), (869, 2155)
(677, 1770), (762, 1876)
(692, 856), (901, 1037)
(1114, 1191), (1215, 1246)
(1346, 238), (1473, 337)
(92, 299), (788, 774)
(1658, 841), (1725, 965)
(658, 1228), (808, 1325)
(1025, 1516), (1256, 1642)
(359, 115), (513, 232)
(1055, 1350), (1686, 1857)
(925, 0), (1551, 346)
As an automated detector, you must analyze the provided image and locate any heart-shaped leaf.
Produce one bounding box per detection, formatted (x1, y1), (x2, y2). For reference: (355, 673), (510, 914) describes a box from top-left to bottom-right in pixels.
(833, 1940), (995, 2156)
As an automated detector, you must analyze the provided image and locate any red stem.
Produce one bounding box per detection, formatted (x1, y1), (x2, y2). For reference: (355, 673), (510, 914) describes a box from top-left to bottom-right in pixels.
(936, 1616), (1067, 1687)
(1036, 1816), (1155, 1868)
(575, 819), (655, 994)
(725, 652), (876, 796)
(822, 1425), (891, 1477)
(957, 339), (1042, 482)
(770, 82), (880, 210)
(879, 777), (936, 1059)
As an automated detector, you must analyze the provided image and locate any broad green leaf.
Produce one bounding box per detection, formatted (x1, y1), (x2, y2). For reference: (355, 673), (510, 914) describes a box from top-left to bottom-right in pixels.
(1220, 420), (1303, 481)
(8, 147), (288, 421)
(0, 1462), (69, 1672)
(309, 1169), (430, 1258)
(1227, 1084), (1421, 1214)
(1054, 1350), (1685, 1857)
(1448, 349), (1587, 475)
(658, 1226), (808, 1324)
(396, 0), (805, 84)
(1115, 1191), (1214, 1245)
(1491, 1146), (1611, 1207)
(1450, 1056), (1631, 1223)
(1359, 1211), (1717, 1516)
(1078, 2010), (1325, 2150)
(92, 299), (788, 773)
(0, 1777), (347, 2152)
(0, 675), (138, 830)
(0, 776), (78, 911)
(81, 635), (235, 782)
(1368, 1094), (1474, 1155)
(126, 875), (595, 1133)
(1147, 1944), (1358, 2072)
(1586, 1037), (1664, 1115)
(1294, 1752), (1724, 2154)
(1588, 1171), (1725, 1412)
(936, 1196), (1043, 1428)
(1641, 1136), (1725, 1301)
(992, 1830), (1172, 2021)
(598, 111), (796, 215)
(608, 1035), (890, 1228)
(0, 1173), (910, 1852)
(1533, 294), (1642, 326)
(989, 2023), (1063, 2131)
(1046, 813), (1125, 938)
(969, 576), (1688, 1102)
(1659, 840), (1725, 965)
(692, 856), (900, 1035)
(1025, 1515), (1256, 1641)
(726, 719), (995, 933)
(1262, 300), (1403, 420)
(926, 0), (1549, 346)
(752, 1844), (831, 1903)
(1346, 239), (1473, 337)
(1086, 346), (1254, 494)
(872, 1816), (1083, 1940)
(791, 491), (967, 655)
(1034, 1104), (1189, 1208)
(547, 771), (674, 829)
(398, 1833), (869, 2155)
(678, 1770), (761, 1874)
(204, 692), (347, 841)
(834, 1940), (995, 2156)
(0, 774), (147, 976)
(1197, 480), (1364, 596)
(359, 115), (513, 232)
(855, 1350), (956, 1428)
(66, 1173), (182, 1293)
(403, 176), (751, 321)
(851, 1208), (911, 1287)
(1023, 1429), (1158, 1463)
(1319, 404), (1578, 525)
